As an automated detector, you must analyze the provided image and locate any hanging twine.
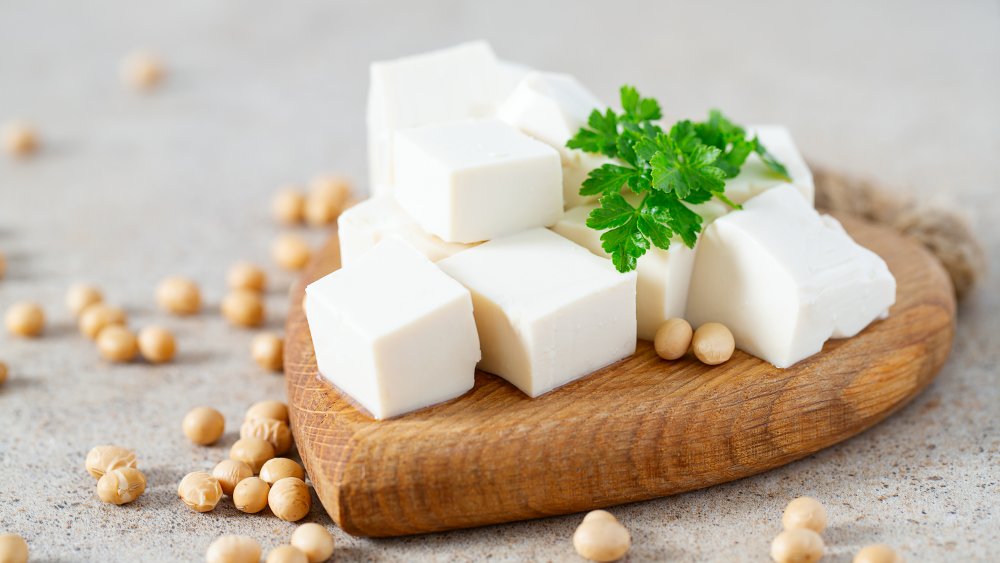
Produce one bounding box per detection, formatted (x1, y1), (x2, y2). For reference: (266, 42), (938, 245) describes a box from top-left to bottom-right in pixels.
(811, 165), (986, 301)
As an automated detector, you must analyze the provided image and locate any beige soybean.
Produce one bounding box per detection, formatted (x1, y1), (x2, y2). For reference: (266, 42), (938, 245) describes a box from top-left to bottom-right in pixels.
(5, 302), (44, 338)
(268, 477), (311, 522)
(228, 262), (267, 293)
(692, 322), (735, 365)
(230, 437), (275, 473)
(138, 326), (176, 364)
(221, 290), (265, 328)
(310, 175), (351, 206)
(573, 510), (631, 562)
(206, 535), (261, 563)
(156, 276), (201, 315)
(241, 416), (293, 455)
(178, 471), (223, 512)
(97, 467), (146, 505)
(273, 234), (311, 271)
(654, 318), (692, 360)
(2, 121), (39, 157)
(782, 496), (827, 533)
(0, 362), (7, 387)
(304, 176), (351, 226)
(246, 400), (289, 423)
(854, 544), (903, 563)
(212, 459), (253, 496)
(183, 406), (225, 446)
(79, 303), (127, 339)
(771, 529), (825, 563)
(252, 333), (284, 372)
(273, 187), (306, 225)
(66, 284), (103, 317)
(97, 325), (139, 363)
(121, 52), (164, 90)
(0, 534), (29, 563)
(267, 545), (309, 563)
(291, 523), (335, 563)
(233, 477), (270, 514)
(85, 445), (137, 479)
(260, 458), (304, 485)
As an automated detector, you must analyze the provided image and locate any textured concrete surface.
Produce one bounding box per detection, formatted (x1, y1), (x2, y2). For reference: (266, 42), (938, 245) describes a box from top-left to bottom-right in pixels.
(0, 0), (997, 561)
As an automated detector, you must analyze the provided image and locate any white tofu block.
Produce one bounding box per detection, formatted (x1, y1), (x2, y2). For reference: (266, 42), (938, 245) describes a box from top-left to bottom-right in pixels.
(438, 228), (637, 397)
(367, 41), (503, 194)
(723, 125), (815, 205)
(686, 186), (896, 368)
(496, 59), (533, 99)
(394, 119), (563, 243)
(551, 203), (697, 341)
(497, 71), (609, 208)
(305, 239), (481, 419)
(338, 196), (476, 266)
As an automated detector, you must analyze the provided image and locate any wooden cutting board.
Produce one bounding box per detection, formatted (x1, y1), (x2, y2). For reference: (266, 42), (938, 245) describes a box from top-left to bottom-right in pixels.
(284, 214), (955, 537)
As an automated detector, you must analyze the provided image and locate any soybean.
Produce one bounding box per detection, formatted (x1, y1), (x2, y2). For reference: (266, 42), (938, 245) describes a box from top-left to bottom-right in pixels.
(233, 477), (270, 514)
(770, 529), (825, 563)
(692, 322), (735, 365)
(268, 477), (311, 522)
(654, 318), (692, 360)
(97, 467), (146, 505)
(177, 471), (223, 513)
(572, 510), (631, 562)
(291, 523), (335, 563)
(182, 407), (225, 446)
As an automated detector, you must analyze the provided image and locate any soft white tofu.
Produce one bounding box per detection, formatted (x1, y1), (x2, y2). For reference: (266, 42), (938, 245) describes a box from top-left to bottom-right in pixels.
(367, 41), (503, 195)
(437, 228), (637, 397)
(496, 59), (533, 99)
(338, 196), (476, 266)
(497, 71), (609, 208)
(305, 239), (481, 419)
(394, 119), (563, 243)
(685, 186), (896, 368)
(551, 203), (697, 341)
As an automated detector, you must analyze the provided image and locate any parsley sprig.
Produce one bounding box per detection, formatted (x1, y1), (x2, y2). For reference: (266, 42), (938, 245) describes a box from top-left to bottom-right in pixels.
(566, 85), (791, 273)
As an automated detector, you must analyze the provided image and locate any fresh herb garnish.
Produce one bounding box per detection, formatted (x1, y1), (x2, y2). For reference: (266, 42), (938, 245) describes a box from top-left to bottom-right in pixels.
(567, 86), (791, 272)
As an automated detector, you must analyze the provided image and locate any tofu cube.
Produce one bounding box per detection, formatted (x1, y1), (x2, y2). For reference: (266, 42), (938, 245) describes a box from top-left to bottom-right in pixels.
(305, 239), (481, 419)
(497, 71), (610, 208)
(367, 41), (506, 194)
(338, 196), (476, 266)
(551, 203), (697, 341)
(438, 228), (637, 397)
(686, 186), (896, 368)
(394, 119), (563, 243)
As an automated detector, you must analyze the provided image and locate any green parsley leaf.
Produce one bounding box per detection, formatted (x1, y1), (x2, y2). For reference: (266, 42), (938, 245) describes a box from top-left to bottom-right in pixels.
(620, 85), (662, 122)
(600, 217), (649, 273)
(586, 193), (636, 230)
(637, 200), (674, 250)
(579, 164), (641, 197)
(566, 108), (619, 157)
(654, 192), (703, 248)
(566, 85), (790, 272)
(650, 136), (726, 199)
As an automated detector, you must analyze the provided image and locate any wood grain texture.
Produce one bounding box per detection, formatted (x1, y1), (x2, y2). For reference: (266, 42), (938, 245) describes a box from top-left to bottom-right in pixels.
(285, 214), (955, 537)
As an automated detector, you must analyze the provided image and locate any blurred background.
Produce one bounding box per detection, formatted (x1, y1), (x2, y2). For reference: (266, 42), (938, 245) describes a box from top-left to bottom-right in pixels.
(1, 1), (997, 561)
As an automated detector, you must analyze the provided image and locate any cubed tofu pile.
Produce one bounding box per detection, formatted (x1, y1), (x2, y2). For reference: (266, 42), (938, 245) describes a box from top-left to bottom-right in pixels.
(304, 40), (896, 419)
